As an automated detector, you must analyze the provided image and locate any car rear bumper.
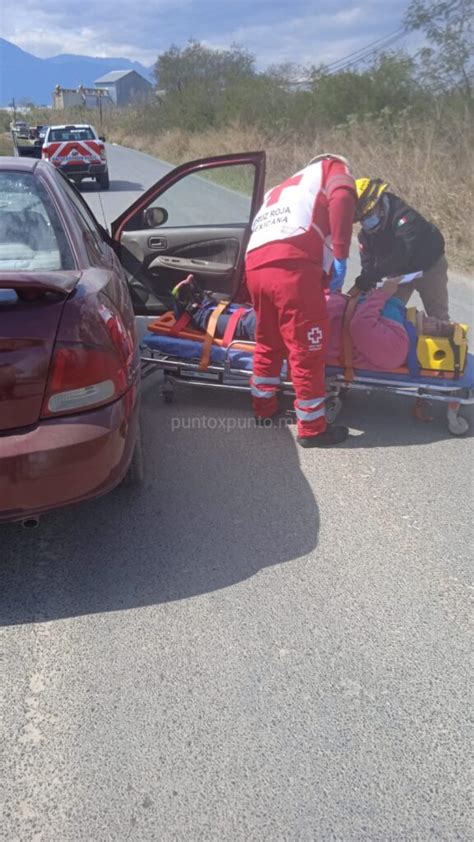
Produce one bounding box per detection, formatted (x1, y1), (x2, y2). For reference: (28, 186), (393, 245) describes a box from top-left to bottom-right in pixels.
(55, 162), (107, 178)
(0, 385), (139, 523)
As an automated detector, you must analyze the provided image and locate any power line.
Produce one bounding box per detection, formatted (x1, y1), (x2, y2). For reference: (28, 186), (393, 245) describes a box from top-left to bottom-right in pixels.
(284, 26), (407, 87)
(324, 27), (406, 74)
(325, 27), (404, 71)
(333, 32), (407, 73)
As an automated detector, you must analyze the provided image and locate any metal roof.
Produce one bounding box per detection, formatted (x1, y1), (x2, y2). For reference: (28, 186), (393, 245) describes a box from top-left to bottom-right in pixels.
(94, 70), (136, 84)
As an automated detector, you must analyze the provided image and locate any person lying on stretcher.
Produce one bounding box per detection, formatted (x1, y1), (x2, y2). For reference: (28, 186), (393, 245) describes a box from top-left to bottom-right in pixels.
(172, 275), (455, 372)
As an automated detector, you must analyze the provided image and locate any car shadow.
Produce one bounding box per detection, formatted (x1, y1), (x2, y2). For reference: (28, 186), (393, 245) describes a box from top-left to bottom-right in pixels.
(107, 180), (145, 192)
(0, 381), (320, 626)
(79, 180), (144, 193)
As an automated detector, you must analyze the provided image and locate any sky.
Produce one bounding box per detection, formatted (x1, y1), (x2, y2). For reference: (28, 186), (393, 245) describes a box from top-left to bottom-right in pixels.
(1, 0), (417, 69)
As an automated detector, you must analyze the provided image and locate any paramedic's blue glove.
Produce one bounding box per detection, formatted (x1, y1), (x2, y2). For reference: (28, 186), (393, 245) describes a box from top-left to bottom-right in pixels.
(329, 258), (347, 293)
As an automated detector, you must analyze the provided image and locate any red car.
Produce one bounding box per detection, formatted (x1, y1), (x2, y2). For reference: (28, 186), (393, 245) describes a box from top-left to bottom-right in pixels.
(0, 158), (141, 524)
(0, 151), (266, 523)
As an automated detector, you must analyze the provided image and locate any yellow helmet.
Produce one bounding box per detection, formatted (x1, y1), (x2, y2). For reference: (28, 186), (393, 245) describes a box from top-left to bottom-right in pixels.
(355, 178), (388, 221)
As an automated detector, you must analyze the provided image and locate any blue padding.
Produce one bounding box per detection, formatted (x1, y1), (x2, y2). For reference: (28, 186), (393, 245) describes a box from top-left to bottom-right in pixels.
(144, 332), (255, 371)
(143, 332), (474, 389)
(326, 351), (474, 389)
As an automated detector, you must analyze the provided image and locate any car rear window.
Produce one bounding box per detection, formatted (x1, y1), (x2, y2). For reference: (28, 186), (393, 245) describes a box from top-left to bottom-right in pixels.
(48, 127), (96, 142)
(0, 171), (75, 271)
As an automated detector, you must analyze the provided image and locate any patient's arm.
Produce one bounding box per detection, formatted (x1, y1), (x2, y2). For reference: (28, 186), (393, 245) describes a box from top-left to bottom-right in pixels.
(350, 287), (409, 370)
(420, 315), (454, 337)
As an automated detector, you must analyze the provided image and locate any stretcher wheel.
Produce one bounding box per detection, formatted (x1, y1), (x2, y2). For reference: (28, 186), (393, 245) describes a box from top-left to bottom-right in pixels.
(447, 403), (469, 436)
(325, 396), (343, 426)
(161, 377), (175, 404)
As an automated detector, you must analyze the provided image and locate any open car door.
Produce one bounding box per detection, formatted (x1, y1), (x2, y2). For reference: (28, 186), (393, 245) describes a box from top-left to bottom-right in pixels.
(111, 151), (266, 314)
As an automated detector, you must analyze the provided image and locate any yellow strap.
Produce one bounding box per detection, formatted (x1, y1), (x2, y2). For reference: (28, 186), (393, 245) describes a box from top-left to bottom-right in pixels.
(452, 323), (464, 345)
(341, 288), (360, 382)
(198, 300), (229, 371)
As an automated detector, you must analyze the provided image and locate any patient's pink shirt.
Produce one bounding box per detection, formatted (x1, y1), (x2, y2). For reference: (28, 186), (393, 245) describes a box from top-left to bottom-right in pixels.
(326, 288), (409, 371)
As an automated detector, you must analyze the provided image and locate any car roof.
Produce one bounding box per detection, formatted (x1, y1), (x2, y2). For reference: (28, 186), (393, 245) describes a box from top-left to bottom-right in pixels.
(47, 124), (93, 130)
(0, 157), (39, 172)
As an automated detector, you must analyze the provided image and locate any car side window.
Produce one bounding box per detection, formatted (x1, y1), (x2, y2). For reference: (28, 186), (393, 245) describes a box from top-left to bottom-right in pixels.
(54, 172), (111, 263)
(127, 163), (256, 230)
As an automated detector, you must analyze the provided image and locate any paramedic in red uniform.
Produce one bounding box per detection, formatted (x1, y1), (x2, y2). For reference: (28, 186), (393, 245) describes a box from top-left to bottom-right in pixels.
(245, 153), (356, 447)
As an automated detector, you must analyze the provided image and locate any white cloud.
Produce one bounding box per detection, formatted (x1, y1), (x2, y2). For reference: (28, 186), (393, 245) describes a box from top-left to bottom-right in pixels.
(1, 0), (413, 67)
(9, 28), (158, 65)
(204, 5), (409, 69)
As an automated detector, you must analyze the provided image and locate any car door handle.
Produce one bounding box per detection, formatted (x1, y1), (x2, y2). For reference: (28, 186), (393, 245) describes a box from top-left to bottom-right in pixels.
(149, 256), (233, 275)
(148, 236), (167, 250)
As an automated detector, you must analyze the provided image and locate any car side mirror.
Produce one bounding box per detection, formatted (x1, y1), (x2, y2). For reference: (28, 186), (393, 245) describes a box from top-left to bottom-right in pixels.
(142, 207), (168, 228)
(99, 135), (106, 142)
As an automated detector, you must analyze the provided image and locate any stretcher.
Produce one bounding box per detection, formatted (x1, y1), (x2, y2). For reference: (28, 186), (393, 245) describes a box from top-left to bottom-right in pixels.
(140, 307), (474, 436)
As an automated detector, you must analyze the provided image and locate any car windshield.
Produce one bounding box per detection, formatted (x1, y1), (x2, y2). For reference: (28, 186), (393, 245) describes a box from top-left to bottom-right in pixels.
(49, 127), (96, 142)
(0, 171), (74, 271)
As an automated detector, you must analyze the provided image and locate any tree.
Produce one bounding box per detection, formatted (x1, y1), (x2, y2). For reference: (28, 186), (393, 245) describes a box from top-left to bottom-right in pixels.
(368, 52), (420, 113)
(308, 69), (374, 125)
(265, 62), (311, 90)
(404, 0), (474, 99)
(217, 74), (291, 130)
(154, 40), (255, 93)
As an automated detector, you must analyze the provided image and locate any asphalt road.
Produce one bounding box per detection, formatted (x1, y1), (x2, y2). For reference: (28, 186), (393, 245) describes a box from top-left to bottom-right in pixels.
(1, 143), (473, 841)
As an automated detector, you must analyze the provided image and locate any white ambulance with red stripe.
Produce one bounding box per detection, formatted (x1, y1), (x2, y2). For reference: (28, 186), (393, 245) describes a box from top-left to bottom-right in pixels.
(41, 124), (109, 189)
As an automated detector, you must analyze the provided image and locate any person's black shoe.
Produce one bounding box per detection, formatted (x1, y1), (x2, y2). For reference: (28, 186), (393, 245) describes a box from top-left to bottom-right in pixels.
(297, 425), (349, 447)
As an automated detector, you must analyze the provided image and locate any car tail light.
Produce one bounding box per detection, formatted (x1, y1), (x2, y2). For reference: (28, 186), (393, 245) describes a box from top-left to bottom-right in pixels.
(100, 147), (107, 161)
(41, 344), (127, 417)
(41, 302), (136, 418)
(41, 147), (50, 159)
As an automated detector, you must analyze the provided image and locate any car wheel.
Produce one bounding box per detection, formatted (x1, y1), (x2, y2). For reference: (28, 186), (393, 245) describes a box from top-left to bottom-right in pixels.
(98, 171), (110, 190)
(124, 425), (144, 486)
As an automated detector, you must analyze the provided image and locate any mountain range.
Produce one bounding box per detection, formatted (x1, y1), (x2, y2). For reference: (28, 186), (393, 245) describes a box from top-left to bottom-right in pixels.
(0, 38), (153, 106)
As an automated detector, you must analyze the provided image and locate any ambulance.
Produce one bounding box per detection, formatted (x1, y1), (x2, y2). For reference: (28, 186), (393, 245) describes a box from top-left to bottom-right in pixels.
(41, 123), (110, 189)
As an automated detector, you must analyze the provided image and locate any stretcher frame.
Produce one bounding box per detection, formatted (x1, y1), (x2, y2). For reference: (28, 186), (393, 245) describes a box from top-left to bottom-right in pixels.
(140, 338), (474, 435)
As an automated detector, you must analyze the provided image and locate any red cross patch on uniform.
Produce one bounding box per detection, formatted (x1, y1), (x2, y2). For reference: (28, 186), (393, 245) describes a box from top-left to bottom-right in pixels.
(397, 216), (408, 227)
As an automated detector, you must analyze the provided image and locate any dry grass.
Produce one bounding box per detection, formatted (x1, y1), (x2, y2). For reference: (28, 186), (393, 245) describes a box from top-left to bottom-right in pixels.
(108, 116), (473, 270)
(14, 106), (474, 269)
(0, 133), (13, 156)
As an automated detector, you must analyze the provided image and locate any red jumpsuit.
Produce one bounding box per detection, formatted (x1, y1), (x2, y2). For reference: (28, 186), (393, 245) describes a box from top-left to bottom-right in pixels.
(245, 155), (356, 438)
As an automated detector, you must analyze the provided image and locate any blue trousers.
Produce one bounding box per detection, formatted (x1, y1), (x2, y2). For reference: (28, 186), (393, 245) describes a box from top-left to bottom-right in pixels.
(188, 299), (256, 341)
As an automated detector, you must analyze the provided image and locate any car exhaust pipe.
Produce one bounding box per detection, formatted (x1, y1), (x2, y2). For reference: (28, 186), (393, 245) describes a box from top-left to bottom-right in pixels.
(21, 516), (40, 529)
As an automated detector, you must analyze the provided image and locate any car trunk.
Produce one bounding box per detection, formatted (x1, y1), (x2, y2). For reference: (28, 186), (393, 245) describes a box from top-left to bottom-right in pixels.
(64, 143), (90, 162)
(0, 273), (79, 432)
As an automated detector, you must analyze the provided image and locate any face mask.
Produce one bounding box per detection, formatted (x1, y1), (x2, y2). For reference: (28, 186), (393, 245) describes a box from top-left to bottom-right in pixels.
(361, 211), (381, 232)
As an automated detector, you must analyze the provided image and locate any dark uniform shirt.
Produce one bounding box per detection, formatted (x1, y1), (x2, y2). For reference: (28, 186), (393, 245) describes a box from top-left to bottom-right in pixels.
(358, 193), (445, 284)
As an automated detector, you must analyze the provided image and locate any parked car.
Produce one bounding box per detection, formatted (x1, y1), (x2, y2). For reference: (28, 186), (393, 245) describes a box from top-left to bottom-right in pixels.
(0, 158), (141, 524)
(10, 120), (29, 137)
(1, 150), (266, 523)
(31, 125), (49, 147)
(41, 123), (110, 189)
